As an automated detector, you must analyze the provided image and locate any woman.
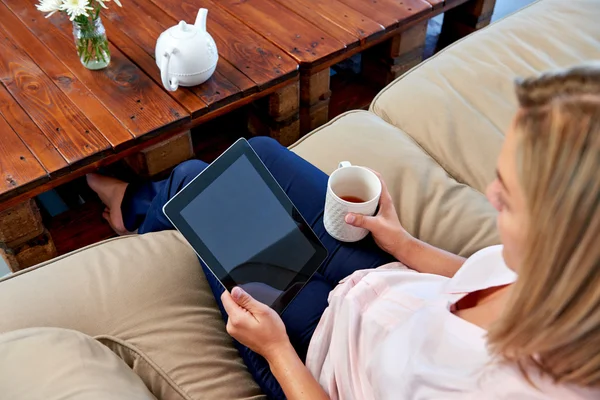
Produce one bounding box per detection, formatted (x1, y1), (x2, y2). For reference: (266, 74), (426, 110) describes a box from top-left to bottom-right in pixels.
(88, 65), (600, 399)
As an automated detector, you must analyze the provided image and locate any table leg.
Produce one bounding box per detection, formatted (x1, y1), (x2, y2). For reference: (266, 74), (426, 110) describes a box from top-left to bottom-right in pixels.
(0, 199), (57, 272)
(248, 81), (301, 146)
(438, 0), (497, 49)
(362, 22), (428, 88)
(125, 131), (194, 177)
(300, 69), (331, 135)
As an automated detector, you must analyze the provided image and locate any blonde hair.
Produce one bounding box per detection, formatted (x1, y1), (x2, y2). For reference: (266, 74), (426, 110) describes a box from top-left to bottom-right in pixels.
(487, 64), (600, 387)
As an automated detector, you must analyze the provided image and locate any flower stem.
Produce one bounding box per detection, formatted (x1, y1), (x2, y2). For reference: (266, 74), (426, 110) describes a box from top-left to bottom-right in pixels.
(73, 5), (110, 68)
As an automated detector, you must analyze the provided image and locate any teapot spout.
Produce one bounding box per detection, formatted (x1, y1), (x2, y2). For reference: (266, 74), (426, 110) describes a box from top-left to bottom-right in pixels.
(194, 8), (208, 32)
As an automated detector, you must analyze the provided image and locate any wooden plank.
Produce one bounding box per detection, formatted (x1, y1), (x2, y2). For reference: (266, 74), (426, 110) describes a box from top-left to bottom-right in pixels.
(4, 0), (189, 138)
(265, 81), (300, 121)
(216, 0), (347, 66)
(425, 0), (445, 10)
(272, 0), (383, 46)
(268, 0), (364, 48)
(0, 4), (134, 149)
(336, 0), (432, 29)
(216, 59), (256, 96)
(0, 199), (44, 247)
(300, 69), (332, 106)
(100, 5), (207, 118)
(0, 229), (57, 271)
(102, 0), (253, 112)
(0, 84), (68, 175)
(0, 32), (111, 164)
(0, 114), (48, 197)
(189, 61), (244, 110)
(125, 130), (193, 177)
(152, 0), (298, 88)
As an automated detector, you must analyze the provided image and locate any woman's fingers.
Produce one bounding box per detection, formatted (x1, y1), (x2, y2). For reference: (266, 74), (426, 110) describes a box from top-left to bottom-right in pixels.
(364, 168), (394, 213)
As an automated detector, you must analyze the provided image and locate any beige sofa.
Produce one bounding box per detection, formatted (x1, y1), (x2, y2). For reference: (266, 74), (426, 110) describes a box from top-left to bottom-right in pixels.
(1, 0), (598, 398)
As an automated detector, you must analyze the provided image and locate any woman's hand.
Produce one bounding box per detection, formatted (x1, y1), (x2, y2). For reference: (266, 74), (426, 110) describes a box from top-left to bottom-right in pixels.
(345, 171), (413, 260)
(221, 287), (290, 360)
(223, 288), (330, 400)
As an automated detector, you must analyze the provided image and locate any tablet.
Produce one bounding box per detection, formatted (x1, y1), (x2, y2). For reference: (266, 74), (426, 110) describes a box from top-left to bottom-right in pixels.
(163, 138), (327, 314)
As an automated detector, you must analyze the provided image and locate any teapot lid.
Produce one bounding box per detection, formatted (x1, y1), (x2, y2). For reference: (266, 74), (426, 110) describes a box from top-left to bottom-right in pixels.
(167, 21), (197, 40)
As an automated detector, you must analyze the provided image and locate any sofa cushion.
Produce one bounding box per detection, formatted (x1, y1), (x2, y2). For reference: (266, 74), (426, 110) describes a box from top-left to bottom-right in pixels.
(0, 327), (156, 399)
(371, 0), (600, 193)
(291, 110), (499, 257)
(0, 231), (265, 400)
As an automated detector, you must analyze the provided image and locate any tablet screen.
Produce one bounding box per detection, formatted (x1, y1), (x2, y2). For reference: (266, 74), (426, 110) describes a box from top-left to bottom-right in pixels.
(172, 145), (325, 311)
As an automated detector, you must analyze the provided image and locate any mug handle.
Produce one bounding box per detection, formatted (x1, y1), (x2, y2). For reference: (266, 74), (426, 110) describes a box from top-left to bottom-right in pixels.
(338, 161), (352, 169)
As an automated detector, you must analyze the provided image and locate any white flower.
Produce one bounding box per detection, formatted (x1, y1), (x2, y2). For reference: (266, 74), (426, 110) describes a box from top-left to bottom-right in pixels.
(60, 0), (93, 21)
(35, 0), (62, 18)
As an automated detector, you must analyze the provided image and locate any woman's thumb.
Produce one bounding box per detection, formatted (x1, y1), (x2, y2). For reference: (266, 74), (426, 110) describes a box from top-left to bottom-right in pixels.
(345, 213), (374, 229)
(231, 287), (258, 310)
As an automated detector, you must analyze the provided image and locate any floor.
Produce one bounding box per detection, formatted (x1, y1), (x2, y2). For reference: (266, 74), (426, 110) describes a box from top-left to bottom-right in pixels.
(0, 0), (535, 277)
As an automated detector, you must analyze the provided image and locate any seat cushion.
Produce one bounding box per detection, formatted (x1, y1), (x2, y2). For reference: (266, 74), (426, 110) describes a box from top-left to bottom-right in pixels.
(371, 0), (600, 193)
(0, 327), (156, 399)
(0, 231), (265, 400)
(291, 110), (499, 257)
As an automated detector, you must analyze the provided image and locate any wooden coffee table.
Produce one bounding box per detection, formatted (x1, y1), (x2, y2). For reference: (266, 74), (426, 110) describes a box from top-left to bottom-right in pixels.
(0, 0), (300, 270)
(0, 0), (496, 271)
(211, 0), (497, 133)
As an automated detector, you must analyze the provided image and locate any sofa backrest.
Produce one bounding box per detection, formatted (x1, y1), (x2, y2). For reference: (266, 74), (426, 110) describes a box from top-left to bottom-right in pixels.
(371, 0), (600, 193)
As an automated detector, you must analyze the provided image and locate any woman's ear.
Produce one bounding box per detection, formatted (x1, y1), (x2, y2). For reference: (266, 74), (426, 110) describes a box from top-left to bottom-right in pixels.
(486, 179), (502, 212)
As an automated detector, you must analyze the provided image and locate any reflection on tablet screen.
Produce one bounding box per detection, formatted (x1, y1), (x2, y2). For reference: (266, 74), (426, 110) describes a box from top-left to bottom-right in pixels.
(180, 155), (317, 302)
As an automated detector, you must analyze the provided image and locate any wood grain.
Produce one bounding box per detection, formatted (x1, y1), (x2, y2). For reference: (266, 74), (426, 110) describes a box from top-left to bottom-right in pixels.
(152, 0), (298, 88)
(0, 83), (68, 175)
(100, 1), (208, 117)
(0, 4), (133, 149)
(189, 60), (243, 110)
(0, 32), (111, 163)
(4, 0), (189, 139)
(0, 74), (297, 210)
(274, 0), (385, 45)
(215, 0), (346, 65)
(336, 0), (432, 29)
(0, 112), (48, 196)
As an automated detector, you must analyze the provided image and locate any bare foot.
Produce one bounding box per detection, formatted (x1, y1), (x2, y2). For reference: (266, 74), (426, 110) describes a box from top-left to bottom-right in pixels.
(86, 173), (131, 236)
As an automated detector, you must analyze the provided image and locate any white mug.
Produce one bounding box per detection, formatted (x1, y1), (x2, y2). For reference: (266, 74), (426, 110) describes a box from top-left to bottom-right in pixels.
(324, 161), (382, 242)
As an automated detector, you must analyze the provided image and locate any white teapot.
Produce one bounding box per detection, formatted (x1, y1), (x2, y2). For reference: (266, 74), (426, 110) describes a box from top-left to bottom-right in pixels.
(155, 8), (218, 92)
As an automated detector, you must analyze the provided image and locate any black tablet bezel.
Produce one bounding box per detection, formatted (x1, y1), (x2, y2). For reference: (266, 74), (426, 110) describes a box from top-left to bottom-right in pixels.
(163, 138), (328, 314)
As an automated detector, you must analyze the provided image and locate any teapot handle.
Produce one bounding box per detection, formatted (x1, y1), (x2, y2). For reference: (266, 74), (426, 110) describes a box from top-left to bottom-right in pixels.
(160, 49), (179, 92)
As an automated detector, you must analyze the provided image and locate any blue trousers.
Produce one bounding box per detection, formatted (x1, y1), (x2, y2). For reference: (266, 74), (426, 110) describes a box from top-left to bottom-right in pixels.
(121, 137), (394, 399)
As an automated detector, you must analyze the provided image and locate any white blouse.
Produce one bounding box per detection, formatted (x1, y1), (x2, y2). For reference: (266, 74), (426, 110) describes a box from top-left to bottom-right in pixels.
(306, 245), (599, 399)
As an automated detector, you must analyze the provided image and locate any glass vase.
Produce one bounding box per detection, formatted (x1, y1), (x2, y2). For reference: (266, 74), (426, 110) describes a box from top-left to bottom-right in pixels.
(72, 16), (110, 70)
